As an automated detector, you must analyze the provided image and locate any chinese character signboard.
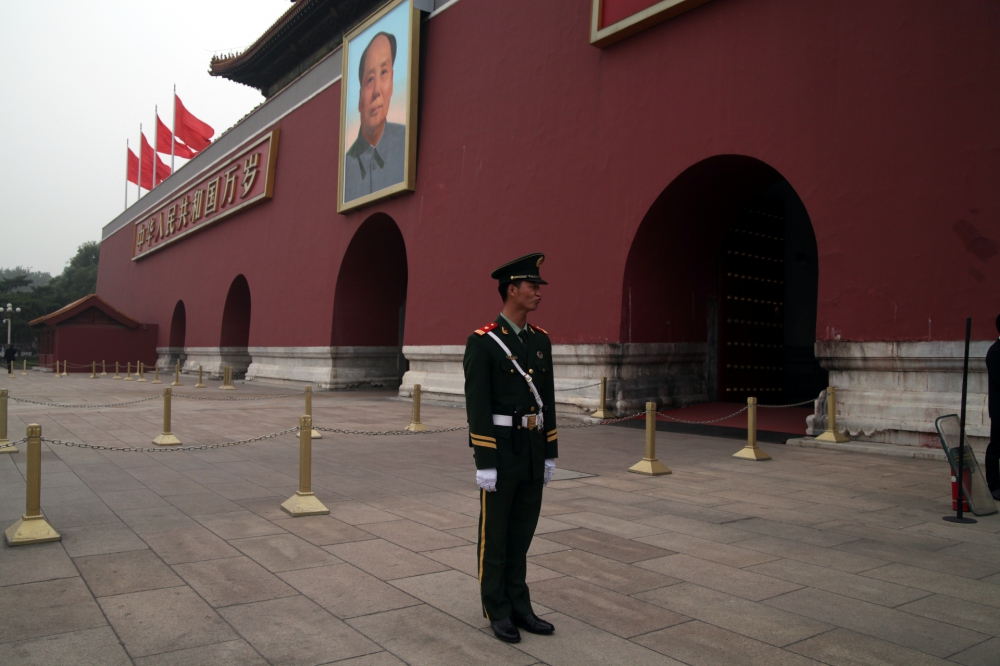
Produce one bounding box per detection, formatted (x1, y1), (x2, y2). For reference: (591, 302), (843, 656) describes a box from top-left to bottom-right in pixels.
(590, 0), (711, 48)
(132, 129), (279, 260)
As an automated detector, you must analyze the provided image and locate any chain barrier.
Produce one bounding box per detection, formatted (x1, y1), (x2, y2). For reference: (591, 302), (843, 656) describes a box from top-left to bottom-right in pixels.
(758, 398), (817, 408)
(9, 394), (163, 409)
(5, 437), (27, 446)
(553, 382), (603, 392)
(173, 392), (303, 402)
(561, 412), (646, 428)
(657, 405), (749, 424)
(315, 425), (468, 436)
(39, 428), (298, 453)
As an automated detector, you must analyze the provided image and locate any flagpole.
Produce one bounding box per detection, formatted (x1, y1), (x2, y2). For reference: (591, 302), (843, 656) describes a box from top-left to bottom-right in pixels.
(153, 106), (158, 189)
(138, 123), (143, 199)
(171, 84), (176, 172)
(124, 139), (129, 211)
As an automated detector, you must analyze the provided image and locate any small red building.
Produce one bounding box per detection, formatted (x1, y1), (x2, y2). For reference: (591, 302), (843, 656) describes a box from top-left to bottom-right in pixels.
(31, 294), (158, 373)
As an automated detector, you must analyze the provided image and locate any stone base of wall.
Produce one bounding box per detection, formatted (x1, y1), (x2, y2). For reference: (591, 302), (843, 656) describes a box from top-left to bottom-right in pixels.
(807, 341), (991, 453)
(399, 343), (709, 416)
(246, 346), (401, 389)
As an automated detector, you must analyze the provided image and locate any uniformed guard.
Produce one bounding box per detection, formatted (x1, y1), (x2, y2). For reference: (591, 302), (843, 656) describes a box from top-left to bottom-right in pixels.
(464, 253), (558, 643)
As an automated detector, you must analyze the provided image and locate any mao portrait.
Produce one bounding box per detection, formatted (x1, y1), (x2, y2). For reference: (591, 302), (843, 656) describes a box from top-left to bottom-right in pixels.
(339, 0), (420, 212)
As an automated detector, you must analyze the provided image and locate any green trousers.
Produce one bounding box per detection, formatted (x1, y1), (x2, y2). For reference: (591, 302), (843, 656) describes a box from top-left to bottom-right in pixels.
(477, 476), (544, 620)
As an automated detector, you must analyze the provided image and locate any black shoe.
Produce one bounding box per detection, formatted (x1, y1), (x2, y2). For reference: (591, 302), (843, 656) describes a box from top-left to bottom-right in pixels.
(512, 612), (554, 635)
(490, 617), (521, 643)
(991, 488), (1000, 501)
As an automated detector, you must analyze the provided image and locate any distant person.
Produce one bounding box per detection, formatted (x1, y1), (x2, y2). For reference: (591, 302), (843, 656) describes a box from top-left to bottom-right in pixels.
(4, 344), (16, 375)
(343, 31), (406, 202)
(986, 315), (1000, 501)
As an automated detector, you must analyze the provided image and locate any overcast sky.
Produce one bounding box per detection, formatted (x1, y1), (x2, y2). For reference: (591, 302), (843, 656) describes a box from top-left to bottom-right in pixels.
(0, 1), (291, 276)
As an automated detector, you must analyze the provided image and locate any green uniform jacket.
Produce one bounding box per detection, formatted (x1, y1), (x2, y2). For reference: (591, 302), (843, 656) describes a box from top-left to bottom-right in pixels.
(464, 317), (558, 480)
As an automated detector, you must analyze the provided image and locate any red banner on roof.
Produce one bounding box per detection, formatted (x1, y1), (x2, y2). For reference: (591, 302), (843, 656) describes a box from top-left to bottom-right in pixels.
(132, 129), (279, 260)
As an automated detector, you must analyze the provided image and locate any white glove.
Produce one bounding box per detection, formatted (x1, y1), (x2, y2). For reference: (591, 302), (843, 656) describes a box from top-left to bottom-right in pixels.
(543, 459), (556, 486)
(476, 468), (497, 492)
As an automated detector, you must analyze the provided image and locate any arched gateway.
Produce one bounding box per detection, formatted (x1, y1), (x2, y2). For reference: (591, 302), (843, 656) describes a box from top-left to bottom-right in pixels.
(621, 155), (825, 410)
(219, 274), (253, 379)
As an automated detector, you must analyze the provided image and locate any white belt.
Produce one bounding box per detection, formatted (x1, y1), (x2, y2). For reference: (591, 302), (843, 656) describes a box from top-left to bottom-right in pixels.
(492, 413), (544, 430)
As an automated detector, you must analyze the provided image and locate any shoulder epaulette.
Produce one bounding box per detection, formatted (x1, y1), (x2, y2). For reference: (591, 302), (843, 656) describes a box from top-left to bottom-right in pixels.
(474, 322), (499, 336)
(531, 324), (549, 335)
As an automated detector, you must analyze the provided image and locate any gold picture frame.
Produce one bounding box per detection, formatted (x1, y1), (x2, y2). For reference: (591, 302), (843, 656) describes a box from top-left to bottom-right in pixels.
(590, 0), (711, 48)
(338, 0), (421, 213)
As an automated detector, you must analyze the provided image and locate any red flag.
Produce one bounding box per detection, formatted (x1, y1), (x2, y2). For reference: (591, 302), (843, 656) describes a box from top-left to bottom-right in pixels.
(127, 147), (140, 185)
(140, 132), (171, 188)
(156, 114), (196, 159)
(174, 94), (214, 152)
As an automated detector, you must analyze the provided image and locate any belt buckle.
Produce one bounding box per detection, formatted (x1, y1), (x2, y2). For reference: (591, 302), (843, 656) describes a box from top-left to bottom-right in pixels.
(526, 415), (537, 430)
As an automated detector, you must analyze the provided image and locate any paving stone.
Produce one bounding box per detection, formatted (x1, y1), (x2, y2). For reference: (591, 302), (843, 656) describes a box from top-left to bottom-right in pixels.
(280, 515), (376, 546)
(634, 619), (821, 666)
(786, 628), (954, 665)
(819, 520), (962, 551)
(635, 582), (831, 647)
(542, 528), (674, 563)
(142, 526), (241, 564)
(221, 594), (381, 665)
(509, 611), (687, 666)
(861, 562), (1000, 609)
(173, 555), (297, 607)
(331, 653), (408, 666)
(530, 549), (678, 595)
(547, 511), (665, 538)
(279, 563), (421, 618)
(327, 500), (401, 525)
(96, 488), (170, 512)
(530, 577), (688, 638)
(389, 569), (493, 627)
(729, 517), (862, 547)
(0, 577), (106, 644)
(327, 538), (449, 580)
(0, 626), (130, 666)
(361, 518), (469, 552)
(896, 594), (1000, 637)
(834, 539), (1000, 579)
(41, 499), (121, 528)
(347, 604), (535, 666)
(936, 541), (1000, 567)
(165, 491), (243, 516)
(385, 501), (480, 530)
(133, 639), (268, 666)
(115, 506), (199, 535)
(98, 586), (236, 658)
(736, 535), (888, 573)
(235, 495), (296, 522)
(636, 532), (781, 568)
(193, 509), (287, 539)
(526, 536), (571, 556)
(75, 549), (184, 597)
(763, 587), (989, 658)
(59, 523), (148, 558)
(946, 637), (1000, 666)
(421, 544), (480, 576)
(637, 553), (802, 601)
(229, 532), (341, 573)
(634, 513), (758, 543)
(758, 556), (933, 606)
(0, 541), (78, 586)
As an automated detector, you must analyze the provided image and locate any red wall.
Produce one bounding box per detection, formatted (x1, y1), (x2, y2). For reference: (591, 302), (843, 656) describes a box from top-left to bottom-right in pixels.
(97, 0), (1000, 348)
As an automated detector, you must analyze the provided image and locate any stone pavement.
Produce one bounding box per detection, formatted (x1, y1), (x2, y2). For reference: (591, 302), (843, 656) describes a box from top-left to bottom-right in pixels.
(0, 372), (998, 665)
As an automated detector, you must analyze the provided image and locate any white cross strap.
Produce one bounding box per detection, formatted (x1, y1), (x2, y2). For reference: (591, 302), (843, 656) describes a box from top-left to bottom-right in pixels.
(486, 330), (545, 412)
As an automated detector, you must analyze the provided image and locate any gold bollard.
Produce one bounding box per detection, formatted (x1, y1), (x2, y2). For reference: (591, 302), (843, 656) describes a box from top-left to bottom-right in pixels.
(171, 361), (182, 387)
(591, 377), (614, 419)
(137, 361), (147, 382)
(5, 424), (61, 545)
(815, 386), (850, 443)
(101, 360), (107, 376)
(405, 384), (429, 432)
(62, 360), (68, 377)
(629, 401), (671, 475)
(733, 396), (771, 460)
(151, 363), (162, 384)
(152, 388), (182, 446)
(194, 365), (206, 388)
(124, 361), (134, 381)
(220, 366), (236, 390)
(0, 390), (15, 454)
(22, 360), (27, 376)
(305, 386), (322, 438)
(113, 361), (122, 379)
(281, 415), (330, 517)
(90, 362), (97, 379)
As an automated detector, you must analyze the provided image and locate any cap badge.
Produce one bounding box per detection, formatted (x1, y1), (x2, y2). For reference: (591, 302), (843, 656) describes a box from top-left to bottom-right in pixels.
(537, 351), (543, 359)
